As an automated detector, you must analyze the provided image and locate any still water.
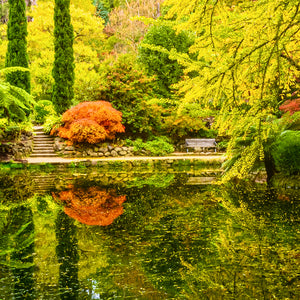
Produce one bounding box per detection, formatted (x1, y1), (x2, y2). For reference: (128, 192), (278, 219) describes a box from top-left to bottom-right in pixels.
(0, 166), (299, 299)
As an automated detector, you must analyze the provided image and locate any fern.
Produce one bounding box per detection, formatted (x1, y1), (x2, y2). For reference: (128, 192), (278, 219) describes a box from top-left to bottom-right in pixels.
(0, 67), (35, 122)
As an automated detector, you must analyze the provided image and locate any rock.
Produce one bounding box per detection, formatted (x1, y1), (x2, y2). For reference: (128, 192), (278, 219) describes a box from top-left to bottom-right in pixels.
(119, 151), (127, 156)
(87, 149), (94, 156)
(104, 152), (111, 157)
(114, 147), (122, 152)
(64, 150), (74, 155)
(111, 150), (118, 157)
(65, 146), (75, 151)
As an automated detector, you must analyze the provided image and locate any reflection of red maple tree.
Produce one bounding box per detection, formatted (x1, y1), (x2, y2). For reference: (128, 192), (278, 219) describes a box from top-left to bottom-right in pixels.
(53, 186), (126, 226)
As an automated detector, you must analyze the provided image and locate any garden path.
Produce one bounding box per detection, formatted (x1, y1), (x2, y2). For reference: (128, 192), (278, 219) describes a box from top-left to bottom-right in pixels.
(26, 153), (226, 164)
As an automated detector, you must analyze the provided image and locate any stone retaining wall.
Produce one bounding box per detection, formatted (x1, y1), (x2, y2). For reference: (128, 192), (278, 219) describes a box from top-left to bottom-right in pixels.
(54, 137), (140, 157)
(0, 132), (33, 160)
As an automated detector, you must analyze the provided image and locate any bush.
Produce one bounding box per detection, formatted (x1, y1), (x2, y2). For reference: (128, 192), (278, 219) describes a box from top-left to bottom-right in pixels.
(33, 100), (55, 124)
(145, 137), (175, 156)
(271, 130), (300, 175)
(44, 114), (62, 134)
(0, 118), (8, 137)
(97, 54), (159, 138)
(129, 136), (174, 156)
(138, 23), (195, 97)
(55, 101), (125, 144)
(279, 99), (300, 115)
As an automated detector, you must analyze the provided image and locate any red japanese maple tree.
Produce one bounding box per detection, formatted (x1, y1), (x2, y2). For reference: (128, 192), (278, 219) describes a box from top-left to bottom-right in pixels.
(54, 101), (125, 143)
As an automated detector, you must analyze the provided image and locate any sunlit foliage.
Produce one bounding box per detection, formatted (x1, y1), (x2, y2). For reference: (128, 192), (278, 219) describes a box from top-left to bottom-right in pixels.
(54, 101), (125, 144)
(162, 0), (300, 180)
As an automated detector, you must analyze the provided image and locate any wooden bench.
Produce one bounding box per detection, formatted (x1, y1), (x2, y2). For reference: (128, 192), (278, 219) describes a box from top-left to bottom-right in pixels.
(185, 138), (217, 153)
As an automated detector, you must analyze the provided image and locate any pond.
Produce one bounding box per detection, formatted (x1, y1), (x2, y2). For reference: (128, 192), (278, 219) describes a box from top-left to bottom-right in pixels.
(0, 165), (299, 299)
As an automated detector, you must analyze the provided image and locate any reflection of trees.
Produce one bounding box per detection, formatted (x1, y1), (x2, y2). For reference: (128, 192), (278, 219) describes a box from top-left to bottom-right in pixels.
(55, 210), (79, 300)
(0, 206), (35, 299)
(0, 172), (34, 204)
(0, 172), (36, 299)
(179, 182), (300, 299)
(11, 206), (35, 300)
(53, 186), (126, 226)
(96, 181), (299, 299)
(96, 185), (220, 299)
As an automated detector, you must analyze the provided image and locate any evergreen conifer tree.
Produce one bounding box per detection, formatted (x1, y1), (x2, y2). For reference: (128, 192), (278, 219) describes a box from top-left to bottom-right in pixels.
(52, 0), (75, 114)
(5, 0), (30, 93)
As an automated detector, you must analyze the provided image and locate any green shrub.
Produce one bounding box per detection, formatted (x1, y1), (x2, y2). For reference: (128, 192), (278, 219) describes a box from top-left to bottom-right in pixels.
(43, 114), (62, 135)
(138, 23), (195, 97)
(129, 137), (174, 156)
(271, 130), (300, 175)
(34, 100), (55, 124)
(97, 54), (159, 138)
(0, 119), (32, 140)
(0, 118), (8, 137)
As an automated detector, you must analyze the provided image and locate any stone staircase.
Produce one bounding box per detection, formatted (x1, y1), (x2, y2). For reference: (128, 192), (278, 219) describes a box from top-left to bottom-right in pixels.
(30, 126), (58, 158)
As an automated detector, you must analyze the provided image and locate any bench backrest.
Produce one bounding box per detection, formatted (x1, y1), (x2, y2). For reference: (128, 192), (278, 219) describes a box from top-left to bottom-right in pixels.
(185, 138), (216, 148)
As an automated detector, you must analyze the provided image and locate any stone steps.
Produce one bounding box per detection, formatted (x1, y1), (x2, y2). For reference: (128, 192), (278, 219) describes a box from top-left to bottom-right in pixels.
(30, 126), (58, 158)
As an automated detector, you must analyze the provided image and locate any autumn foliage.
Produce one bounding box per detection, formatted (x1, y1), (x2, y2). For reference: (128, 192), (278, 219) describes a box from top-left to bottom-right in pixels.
(54, 101), (125, 143)
(279, 99), (300, 115)
(53, 186), (126, 226)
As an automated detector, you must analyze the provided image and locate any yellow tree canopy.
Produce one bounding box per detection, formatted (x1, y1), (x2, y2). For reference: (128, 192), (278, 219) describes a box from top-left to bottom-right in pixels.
(163, 0), (300, 180)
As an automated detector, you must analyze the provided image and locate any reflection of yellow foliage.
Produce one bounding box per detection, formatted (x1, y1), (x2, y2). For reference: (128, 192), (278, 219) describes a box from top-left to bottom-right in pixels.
(53, 186), (126, 226)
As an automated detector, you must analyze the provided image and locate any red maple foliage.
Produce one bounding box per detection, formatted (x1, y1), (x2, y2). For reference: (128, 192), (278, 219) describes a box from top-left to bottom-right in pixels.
(279, 98), (300, 115)
(53, 186), (126, 226)
(54, 101), (125, 143)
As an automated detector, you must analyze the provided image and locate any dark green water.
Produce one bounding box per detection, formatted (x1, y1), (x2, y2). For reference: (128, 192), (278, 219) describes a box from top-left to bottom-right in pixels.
(0, 167), (299, 299)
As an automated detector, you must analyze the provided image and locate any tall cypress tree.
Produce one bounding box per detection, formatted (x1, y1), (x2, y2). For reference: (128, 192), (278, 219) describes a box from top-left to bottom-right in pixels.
(52, 0), (75, 114)
(5, 0), (31, 93)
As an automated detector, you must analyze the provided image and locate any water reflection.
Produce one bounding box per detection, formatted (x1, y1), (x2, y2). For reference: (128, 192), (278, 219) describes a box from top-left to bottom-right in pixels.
(0, 168), (299, 299)
(10, 206), (35, 300)
(55, 210), (79, 299)
(0, 207), (35, 299)
(53, 186), (126, 226)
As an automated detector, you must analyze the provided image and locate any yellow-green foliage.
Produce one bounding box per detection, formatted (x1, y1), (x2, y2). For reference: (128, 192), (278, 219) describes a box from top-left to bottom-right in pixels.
(0, 0), (105, 102)
(162, 0), (300, 181)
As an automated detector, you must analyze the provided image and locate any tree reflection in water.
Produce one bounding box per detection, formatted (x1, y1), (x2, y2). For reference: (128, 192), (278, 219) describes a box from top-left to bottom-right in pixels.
(55, 210), (79, 300)
(0, 172), (35, 299)
(53, 186), (126, 226)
